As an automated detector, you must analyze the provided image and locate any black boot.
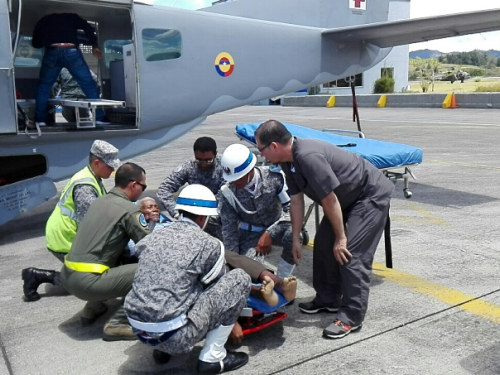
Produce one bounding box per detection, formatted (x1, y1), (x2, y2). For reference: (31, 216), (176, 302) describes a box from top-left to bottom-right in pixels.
(21, 268), (57, 302)
(197, 351), (249, 374)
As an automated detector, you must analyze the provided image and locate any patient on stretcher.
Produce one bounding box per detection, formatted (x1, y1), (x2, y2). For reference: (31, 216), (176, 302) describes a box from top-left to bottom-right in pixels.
(132, 197), (298, 306)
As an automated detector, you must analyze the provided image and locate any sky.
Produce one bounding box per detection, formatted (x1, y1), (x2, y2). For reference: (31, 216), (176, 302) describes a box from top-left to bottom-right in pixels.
(154, 0), (500, 53)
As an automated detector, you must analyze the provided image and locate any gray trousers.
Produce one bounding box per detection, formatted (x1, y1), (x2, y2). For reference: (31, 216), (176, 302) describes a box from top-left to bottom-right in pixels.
(238, 222), (294, 265)
(225, 249), (266, 282)
(313, 198), (390, 326)
(156, 269), (251, 356)
(60, 264), (137, 302)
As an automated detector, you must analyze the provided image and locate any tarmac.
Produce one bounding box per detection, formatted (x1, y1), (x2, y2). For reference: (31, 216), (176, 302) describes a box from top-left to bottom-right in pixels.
(1, 105), (500, 375)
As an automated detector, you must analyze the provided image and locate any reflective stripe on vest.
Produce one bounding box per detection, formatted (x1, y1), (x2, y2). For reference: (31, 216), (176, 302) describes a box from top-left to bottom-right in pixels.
(64, 256), (110, 274)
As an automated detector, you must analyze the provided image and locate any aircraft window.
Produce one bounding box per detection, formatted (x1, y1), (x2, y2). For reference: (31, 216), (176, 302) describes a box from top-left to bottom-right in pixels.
(13, 36), (43, 67)
(104, 40), (133, 68)
(142, 29), (182, 62)
(324, 73), (363, 88)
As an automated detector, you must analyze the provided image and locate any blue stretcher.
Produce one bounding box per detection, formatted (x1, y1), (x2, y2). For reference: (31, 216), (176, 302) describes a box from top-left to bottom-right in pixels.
(240, 287), (290, 336)
(235, 122), (424, 268)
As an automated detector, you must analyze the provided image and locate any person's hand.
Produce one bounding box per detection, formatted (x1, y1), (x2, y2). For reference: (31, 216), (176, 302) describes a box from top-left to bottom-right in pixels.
(333, 237), (352, 265)
(256, 231), (272, 255)
(292, 240), (302, 266)
(92, 47), (103, 59)
(229, 322), (244, 344)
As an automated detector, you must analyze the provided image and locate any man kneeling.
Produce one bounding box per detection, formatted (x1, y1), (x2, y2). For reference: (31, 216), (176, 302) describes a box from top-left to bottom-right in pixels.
(124, 185), (251, 373)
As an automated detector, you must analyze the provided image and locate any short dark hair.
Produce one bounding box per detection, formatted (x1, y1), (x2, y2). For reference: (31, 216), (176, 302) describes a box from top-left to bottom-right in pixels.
(255, 120), (292, 146)
(178, 209), (200, 221)
(115, 162), (146, 188)
(193, 137), (217, 154)
(89, 153), (100, 164)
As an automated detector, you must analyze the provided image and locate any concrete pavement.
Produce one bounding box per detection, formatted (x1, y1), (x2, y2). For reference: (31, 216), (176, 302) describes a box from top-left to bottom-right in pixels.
(1, 106), (500, 374)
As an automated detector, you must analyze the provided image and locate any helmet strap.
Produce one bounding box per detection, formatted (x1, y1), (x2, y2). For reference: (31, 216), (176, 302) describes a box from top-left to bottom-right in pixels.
(201, 215), (210, 231)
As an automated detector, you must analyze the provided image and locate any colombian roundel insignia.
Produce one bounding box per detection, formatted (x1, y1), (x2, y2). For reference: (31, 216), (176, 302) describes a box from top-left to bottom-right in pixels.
(215, 52), (234, 77)
(139, 214), (147, 227)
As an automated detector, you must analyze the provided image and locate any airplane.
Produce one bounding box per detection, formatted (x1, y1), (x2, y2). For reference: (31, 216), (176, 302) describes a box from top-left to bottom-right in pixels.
(1, 0), (500, 226)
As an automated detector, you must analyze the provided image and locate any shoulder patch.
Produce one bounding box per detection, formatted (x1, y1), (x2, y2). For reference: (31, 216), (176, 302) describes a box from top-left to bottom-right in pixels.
(139, 214), (148, 227)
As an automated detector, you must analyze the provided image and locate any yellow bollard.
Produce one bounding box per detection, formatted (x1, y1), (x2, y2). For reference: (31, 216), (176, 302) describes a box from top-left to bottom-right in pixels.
(326, 96), (336, 108)
(377, 94), (387, 108)
(442, 93), (452, 108)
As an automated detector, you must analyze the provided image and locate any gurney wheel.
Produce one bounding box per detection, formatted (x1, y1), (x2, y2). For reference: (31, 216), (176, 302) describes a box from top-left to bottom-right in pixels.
(403, 189), (412, 199)
(301, 229), (309, 246)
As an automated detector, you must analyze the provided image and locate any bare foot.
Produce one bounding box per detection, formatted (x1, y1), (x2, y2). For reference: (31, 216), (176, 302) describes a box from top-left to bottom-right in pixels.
(278, 276), (297, 301)
(260, 276), (279, 306)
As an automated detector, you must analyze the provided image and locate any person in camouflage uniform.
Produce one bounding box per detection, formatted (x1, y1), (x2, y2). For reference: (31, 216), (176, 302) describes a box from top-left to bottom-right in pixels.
(21, 140), (120, 302)
(125, 185), (251, 373)
(53, 67), (100, 123)
(157, 136), (224, 238)
(218, 144), (296, 278)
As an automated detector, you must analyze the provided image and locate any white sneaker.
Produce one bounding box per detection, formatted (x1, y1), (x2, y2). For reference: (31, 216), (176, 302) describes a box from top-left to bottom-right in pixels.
(36, 122), (46, 127)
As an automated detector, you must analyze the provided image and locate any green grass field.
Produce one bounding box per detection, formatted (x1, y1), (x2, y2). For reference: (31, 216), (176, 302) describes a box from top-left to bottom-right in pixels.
(409, 77), (500, 93)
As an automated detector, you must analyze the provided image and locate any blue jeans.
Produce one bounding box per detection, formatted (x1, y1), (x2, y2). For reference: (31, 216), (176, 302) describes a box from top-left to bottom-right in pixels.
(35, 48), (105, 122)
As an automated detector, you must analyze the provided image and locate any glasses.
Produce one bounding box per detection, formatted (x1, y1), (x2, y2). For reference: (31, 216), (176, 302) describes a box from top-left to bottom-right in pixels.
(130, 180), (147, 192)
(196, 158), (214, 164)
(258, 142), (272, 153)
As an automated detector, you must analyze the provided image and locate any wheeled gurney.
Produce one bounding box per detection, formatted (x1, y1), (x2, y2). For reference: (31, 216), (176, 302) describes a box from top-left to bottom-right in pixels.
(234, 122), (424, 268)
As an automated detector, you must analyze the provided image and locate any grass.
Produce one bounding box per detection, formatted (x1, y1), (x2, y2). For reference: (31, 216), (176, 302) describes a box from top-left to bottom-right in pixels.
(409, 77), (500, 93)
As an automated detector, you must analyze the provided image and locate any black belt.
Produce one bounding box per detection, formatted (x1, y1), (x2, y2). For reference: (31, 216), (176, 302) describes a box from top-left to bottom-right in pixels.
(49, 46), (77, 50)
(137, 327), (180, 347)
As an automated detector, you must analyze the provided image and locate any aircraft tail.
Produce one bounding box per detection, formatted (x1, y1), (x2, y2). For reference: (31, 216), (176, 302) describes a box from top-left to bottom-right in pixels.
(200, 0), (391, 29)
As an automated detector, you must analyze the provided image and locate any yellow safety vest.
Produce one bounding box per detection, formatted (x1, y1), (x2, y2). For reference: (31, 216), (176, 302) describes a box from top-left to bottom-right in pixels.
(46, 166), (105, 253)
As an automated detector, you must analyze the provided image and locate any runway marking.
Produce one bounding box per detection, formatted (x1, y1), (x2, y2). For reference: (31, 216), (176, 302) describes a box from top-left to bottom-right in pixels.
(427, 159), (500, 171)
(303, 241), (500, 324)
(405, 202), (449, 226)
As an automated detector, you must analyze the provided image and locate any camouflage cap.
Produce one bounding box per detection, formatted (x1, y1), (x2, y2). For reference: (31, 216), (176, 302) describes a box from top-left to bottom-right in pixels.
(90, 140), (120, 169)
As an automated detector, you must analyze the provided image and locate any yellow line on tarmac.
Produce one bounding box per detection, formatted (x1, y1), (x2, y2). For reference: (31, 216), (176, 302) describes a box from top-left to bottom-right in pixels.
(427, 159), (500, 171)
(303, 241), (500, 324)
(406, 202), (448, 226)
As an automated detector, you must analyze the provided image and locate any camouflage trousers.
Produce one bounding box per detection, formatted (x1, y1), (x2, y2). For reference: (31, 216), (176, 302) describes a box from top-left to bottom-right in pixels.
(155, 269), (251, 355)
(237, 222), (293, 265)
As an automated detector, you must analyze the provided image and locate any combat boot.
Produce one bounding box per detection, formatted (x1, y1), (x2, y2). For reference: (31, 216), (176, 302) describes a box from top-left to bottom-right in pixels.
(21, 268), (59, 302)
(102, 306), (138, 341)
(81, 301), (108, 326)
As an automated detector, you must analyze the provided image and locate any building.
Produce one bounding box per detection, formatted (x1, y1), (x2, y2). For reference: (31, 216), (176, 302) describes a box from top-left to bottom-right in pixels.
(212, 0), (410, 96)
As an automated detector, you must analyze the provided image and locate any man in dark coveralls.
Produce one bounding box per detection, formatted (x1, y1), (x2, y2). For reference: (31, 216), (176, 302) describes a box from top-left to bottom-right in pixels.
(61, 162), (149, 341)
(32, 13), (109, 126)
(255, 120), (394, 339)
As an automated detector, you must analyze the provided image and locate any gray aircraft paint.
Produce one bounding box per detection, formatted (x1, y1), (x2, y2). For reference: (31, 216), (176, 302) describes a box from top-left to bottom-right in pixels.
(1, 0), (500, 225)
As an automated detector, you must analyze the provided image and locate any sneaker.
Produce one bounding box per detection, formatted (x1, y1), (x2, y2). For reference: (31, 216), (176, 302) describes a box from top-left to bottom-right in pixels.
(298, 299), (339, 314)
(323, 319), (362, 339)
(95, 117), (111, 125)
(35, 122), (46, 127)
(81, 301), (108, 326)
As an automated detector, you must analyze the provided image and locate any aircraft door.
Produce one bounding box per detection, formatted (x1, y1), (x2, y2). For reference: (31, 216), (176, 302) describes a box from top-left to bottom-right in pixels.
(0, 2), (16, 134)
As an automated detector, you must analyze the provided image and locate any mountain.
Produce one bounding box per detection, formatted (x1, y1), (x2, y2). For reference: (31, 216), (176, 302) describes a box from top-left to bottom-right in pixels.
(410, 49), (500, 59)
(409, 49), (444, 59)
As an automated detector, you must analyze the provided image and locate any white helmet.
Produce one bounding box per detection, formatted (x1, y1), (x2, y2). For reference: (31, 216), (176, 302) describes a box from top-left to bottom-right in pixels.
(175, 184), (218, 216)
(221, 144), (256, 182)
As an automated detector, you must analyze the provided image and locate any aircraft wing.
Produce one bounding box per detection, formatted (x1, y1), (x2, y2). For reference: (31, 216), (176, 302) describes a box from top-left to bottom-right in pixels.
(322, 9), (500, 48)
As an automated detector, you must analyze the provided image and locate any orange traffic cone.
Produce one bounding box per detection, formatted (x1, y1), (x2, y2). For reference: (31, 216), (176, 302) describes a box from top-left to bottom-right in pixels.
(450, 93), (458, 109)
